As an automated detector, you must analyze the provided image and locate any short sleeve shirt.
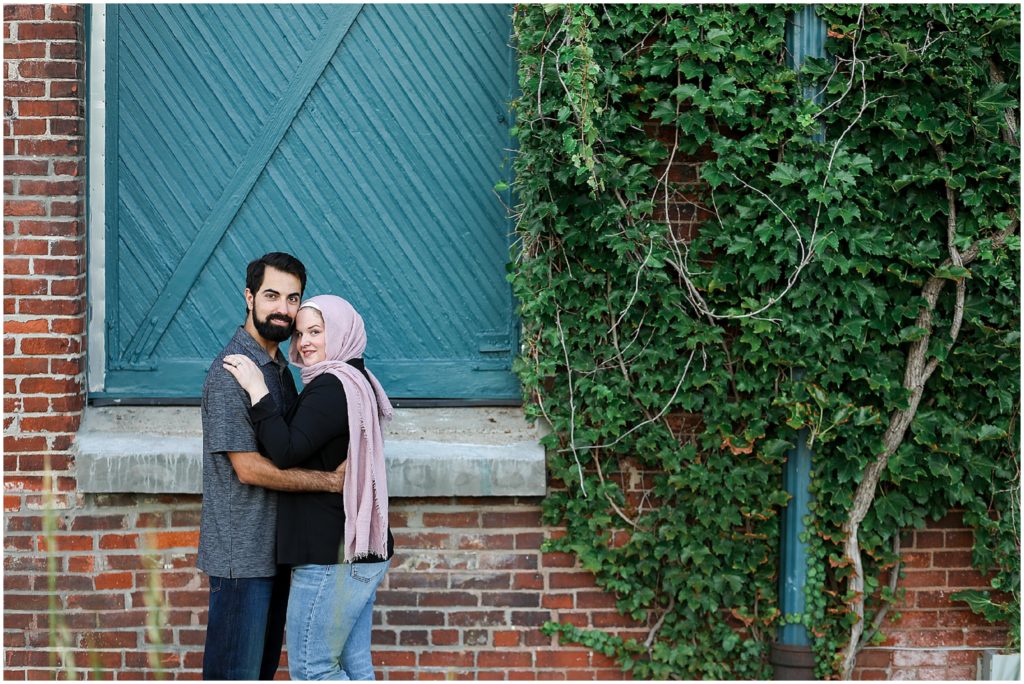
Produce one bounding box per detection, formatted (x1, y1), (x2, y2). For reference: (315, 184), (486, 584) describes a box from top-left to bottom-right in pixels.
(196, 326), (298, 578)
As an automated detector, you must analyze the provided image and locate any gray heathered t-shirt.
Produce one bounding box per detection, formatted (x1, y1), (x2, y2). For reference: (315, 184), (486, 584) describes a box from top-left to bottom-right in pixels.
(196, 326), (297, 578)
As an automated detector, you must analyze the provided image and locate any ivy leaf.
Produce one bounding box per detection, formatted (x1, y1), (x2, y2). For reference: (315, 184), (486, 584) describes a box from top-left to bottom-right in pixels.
(807, 384), (828, 405)
(649, 57), (677, 78)
(952, 590), (1008, 623)
(760, 439), (793, 459)
(853, 407), (881, 427)
(651, 99), (678, 123)
(848, 154), (873, 174)
(705, 27), (732, 44)
(899, 326), (929, 342)
(892, 175), (918, 191)
(975, 83), (1016, 112)
(768, 163), (800, 186)
(975, 424), (1007, 442)
(893, 42), (910, 64)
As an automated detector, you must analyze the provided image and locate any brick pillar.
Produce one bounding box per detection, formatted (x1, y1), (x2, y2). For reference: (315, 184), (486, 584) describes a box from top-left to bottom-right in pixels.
(3, 3), (86, 486)
(3, 2), (88, 667)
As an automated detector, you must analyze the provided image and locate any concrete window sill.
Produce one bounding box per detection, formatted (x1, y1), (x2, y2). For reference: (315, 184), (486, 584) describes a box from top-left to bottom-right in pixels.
(75, 406), (548, 497)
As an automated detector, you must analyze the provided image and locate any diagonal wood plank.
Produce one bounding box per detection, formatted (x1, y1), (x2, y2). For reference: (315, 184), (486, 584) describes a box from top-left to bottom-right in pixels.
(122, 4), (362, 363)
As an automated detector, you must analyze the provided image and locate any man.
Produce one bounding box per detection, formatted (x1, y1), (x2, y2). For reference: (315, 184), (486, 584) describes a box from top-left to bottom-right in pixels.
(197, 252), (343, 680)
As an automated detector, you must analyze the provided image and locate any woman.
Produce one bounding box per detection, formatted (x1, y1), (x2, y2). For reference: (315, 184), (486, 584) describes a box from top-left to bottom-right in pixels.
(224, 294), (394, 680)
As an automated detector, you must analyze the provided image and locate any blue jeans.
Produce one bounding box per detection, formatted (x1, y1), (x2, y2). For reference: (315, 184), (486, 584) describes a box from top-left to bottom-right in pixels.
(202, 569), (289, 680)
(286, 560), (390, 680)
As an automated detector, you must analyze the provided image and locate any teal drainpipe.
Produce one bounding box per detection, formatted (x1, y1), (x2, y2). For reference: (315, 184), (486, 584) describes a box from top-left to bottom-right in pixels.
(772, 5), (826, 680)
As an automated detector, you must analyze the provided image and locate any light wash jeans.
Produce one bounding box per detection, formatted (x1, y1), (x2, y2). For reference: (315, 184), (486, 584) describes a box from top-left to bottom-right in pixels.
(286, 560), (390, 680)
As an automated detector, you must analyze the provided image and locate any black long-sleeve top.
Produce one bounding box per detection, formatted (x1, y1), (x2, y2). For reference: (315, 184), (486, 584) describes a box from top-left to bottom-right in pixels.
(248, 358), (394, 566)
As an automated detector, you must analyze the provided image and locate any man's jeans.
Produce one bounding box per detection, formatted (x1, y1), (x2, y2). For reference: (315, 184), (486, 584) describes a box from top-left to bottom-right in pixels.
(286, 560), (391, 680)
(202, 569), (289, 680)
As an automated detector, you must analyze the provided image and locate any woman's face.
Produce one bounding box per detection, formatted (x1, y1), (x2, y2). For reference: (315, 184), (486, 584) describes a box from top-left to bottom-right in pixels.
(295, 307), (327, 365)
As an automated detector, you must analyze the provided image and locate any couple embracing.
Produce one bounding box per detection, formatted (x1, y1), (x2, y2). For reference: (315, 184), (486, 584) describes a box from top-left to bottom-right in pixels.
(197, 252), (395, 680)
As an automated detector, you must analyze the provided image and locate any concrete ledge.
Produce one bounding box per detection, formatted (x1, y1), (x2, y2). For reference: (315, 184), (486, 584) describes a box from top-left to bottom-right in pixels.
(76, 433), (204, 494)
(75, 406), (548, 497)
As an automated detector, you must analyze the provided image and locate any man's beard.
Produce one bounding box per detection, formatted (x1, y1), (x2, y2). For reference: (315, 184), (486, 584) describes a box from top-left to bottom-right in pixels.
(253, 311), (294, 342)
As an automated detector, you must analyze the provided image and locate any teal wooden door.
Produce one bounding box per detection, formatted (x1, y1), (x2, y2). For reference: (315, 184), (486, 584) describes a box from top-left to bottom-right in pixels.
(100, 4), (518, 400)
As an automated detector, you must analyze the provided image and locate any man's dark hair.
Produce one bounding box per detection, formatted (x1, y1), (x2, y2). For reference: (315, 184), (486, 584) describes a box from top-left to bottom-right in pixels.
(245, 252), (307, 317)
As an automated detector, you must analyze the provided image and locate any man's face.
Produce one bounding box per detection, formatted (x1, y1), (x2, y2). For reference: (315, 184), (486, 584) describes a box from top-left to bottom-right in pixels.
(245, 266), (303, 343)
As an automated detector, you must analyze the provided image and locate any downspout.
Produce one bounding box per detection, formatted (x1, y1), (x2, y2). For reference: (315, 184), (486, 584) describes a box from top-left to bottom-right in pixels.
(771, 5), (827, 681)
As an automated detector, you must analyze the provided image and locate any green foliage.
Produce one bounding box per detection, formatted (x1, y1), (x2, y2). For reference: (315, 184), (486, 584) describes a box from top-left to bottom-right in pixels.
(511, 3), (1019, 679)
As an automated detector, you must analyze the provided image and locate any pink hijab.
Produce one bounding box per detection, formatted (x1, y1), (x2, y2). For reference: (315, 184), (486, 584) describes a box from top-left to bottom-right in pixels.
(288, 295), (393, 562)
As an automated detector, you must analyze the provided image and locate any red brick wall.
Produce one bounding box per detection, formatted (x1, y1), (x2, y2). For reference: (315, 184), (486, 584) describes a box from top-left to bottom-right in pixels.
(3, 492), (634, 680)
(854, 511), (1009, 680)
(2, 4), (1009, 681)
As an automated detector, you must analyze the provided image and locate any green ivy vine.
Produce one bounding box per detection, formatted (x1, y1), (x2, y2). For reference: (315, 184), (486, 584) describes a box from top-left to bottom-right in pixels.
(509, 4), (1019, 679)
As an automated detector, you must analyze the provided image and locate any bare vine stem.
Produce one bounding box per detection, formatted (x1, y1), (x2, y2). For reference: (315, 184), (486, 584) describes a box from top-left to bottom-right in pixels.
(838, 210), (1019, 679)
(593, 453), (643, 530)
(555, 307), (588, 497)
(854, 534), (902, 659)
(645, 595), (677, 651)
(663, 5), (894, 322)
(559, 346), (699, 454)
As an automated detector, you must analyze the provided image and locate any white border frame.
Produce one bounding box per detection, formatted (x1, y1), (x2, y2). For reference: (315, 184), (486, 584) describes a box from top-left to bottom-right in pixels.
(87, 5), (106, 392)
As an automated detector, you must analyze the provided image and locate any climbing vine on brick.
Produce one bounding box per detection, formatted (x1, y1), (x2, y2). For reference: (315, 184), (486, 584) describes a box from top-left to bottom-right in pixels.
(509, 4), (1019, 679)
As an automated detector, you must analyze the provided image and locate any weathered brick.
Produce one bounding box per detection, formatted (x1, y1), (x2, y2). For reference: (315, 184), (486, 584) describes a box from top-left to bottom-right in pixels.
(478, 652), (533, 668)
(423, 511), (480, 527)
(901, 570), (949, 588)
(384, 610), (445, 626)
(48, 41), (80, 60)
(542, 593), (574, 609)
(18, 179), (81, 196)
(946, 569), (990, 587)
(536, 650), (591, 668)
(52, 160), (80, 176)
(4, 4), (45, 20)
(419, 651), (474, 668)
(482, 511), (543, 528)
(417, 591), (478, 608)
(20, 414), (79, 433)
(30, 257), (81, 276)
(48, 118), (82, 136)
(98, 534), (139, 550)
(5, 159), (49, 175)
(944, 530), (974, 548)
(4, 357), (50, 375)
(148, 530), (200, 550)
(19, 297), (84, 315)
(12, 118), (47, 135)
(447, 610), (507, 627)
(20, 336), (80, 355)
(4, 199), (46, 216)
(17, 137), (81, 156)
(430, 629), (459, 646)
(49, 5), (83, 21)
(17, 99), (79, 118)
(549, 572), (597, 589)
(17, 219), (80, 236)
(5, 239), (50, 256)
(37, 533), (93, 551)
(913, 531), (945, 548)
(492, 630), (522, 647)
